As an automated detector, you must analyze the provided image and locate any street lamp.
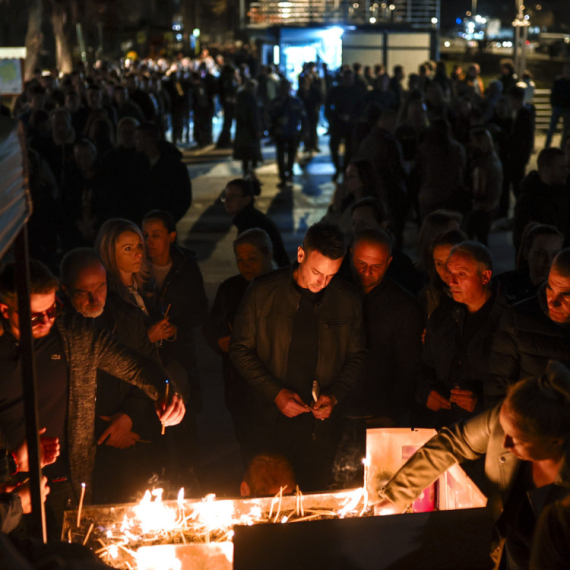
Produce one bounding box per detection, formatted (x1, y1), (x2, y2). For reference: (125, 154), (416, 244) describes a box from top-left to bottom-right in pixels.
(513, 0), (530, 78)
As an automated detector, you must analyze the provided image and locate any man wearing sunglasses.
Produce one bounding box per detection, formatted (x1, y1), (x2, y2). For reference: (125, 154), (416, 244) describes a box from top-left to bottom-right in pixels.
(0, 259), (185, 537)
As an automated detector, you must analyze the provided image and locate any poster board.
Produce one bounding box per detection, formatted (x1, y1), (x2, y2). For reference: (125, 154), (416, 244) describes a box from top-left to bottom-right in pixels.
(0, 58), (24, 95)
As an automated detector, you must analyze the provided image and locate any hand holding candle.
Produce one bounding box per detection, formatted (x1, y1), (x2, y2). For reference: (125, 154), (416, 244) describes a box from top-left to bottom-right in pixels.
(156, 379), (186, 432)
(161, 380), (169, 435)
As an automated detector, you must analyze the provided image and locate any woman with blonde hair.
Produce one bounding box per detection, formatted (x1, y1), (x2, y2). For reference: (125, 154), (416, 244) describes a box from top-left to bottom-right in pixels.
(95, 218), (173, 344)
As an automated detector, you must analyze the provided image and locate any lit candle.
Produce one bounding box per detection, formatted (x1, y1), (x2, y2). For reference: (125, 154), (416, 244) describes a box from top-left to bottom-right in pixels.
(161, 380), (170, 436)
(77, 482), (86, 528)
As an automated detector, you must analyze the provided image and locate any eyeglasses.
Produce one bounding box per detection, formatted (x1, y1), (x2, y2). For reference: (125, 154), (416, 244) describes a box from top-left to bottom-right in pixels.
(11, 299), (62, 324)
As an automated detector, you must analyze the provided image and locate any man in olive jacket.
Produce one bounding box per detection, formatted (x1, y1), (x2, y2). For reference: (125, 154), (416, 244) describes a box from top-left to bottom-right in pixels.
(0, 260), (185, 534)
(230, 222), (366, 491)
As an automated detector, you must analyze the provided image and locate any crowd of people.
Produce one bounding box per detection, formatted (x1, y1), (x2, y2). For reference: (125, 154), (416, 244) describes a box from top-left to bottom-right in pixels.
(1, 50), (570, 569)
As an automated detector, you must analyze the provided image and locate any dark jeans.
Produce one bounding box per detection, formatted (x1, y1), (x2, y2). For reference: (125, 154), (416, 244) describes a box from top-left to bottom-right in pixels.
(265, 412), (344, 492)
(304, 110), (320, 151)
(275, 138), (298, 182)
(499, 157), (527, 218)
(217, 102), (235, 147)
(329, 124), (354, 177)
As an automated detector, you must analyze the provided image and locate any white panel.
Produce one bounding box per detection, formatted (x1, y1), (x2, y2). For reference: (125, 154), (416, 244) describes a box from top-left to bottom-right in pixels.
(342, 47), (384, 67)
(386, 48), (430, 76)
(388, 33), (430, 48)
(342, 32), (384, 48)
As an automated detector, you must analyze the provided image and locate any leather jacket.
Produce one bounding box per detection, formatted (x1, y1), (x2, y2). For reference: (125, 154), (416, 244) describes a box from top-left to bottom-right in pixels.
(229, 267), (366, 413)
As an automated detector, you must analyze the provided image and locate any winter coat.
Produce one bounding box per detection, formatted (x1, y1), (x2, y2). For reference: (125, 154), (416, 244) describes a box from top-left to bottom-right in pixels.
(233, 90), (262, 162)
(229, 267), (366, 419)
(55, 312), (171, 501)
(354, 277), (423, 424)
(487, 288), (570, 408)
(417, 287), (508, 424)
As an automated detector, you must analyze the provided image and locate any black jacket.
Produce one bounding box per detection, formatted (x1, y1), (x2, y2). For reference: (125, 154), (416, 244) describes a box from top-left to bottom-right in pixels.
(355, 277), (423, 424)
(487, 287), (570, 407)
(418, 287), (508, 425)
(230, 268), (366, 418)
(514, 170), (570, 247)
(203, 273), (251, 407)
(142, 152), (192, 223)
(233, 202), (290, 268)
(92, 291), (157, 438)
(155, 245), (208, 412)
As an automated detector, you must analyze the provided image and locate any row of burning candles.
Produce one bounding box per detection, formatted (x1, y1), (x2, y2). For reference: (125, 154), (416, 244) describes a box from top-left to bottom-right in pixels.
(70, 458), (372, 565)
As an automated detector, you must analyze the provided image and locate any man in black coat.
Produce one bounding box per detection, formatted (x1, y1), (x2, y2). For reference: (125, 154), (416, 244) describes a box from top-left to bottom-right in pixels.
(135, 122), (192, 223)
(29, 107), (75, 189)
(60, 248), (163, 504)
(325, 69), (360, 181)
(349, 229), (422, 426)
(487, 248), (570, 407)
(230, 223), (366, 491)
(505, 85), (534, 203)
(514, 147), (570, 251)
(417, 242), (507, 429)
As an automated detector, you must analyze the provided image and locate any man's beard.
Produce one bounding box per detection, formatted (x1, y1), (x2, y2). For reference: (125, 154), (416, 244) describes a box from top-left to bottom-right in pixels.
(81, 305), (105, 318)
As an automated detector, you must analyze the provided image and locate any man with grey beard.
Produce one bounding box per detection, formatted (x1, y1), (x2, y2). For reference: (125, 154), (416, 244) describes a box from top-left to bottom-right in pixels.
(60, 248), (161, 503)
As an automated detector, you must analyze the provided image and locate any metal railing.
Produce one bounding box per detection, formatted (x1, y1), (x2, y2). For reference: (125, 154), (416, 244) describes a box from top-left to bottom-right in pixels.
(247, 0), (440, 29)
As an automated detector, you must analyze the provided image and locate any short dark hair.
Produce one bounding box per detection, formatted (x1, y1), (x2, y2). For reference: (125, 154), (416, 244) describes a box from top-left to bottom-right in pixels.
(226, 177), (262, 198)
(243, 454), (296, 496)
(302, 222), (346, 260)
(553, 248), (570, 278)
(136, 121), (161, 144)
(351, 197), (389, 226)
(537, 147), (566, 173)
(0, 260), (59, 303)
(142, 210), (176, 233)
(518, 223), (563, 271)
(450, 241), (494, 273)
(353, 228), (393, 254)
(60, 248), (104, 289)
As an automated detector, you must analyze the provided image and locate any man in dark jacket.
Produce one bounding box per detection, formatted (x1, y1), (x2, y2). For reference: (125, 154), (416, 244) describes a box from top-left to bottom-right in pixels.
(505, 85), (535, 202)
(350, 229), (422, 426)
(487, 248), (570, 406)
(29, 107), (75, 189)
(545, 63), (570, 148)
(514, 147), (570, 251)
(60, 248), (163, 503)
(356, 109), (409, 248)
(0, 260), (185, 536)
(230, 222), (366, 491)
(417, 242), (507, 429)
(135, 122), (192, 223)
(513, 148), (570, 250)
(269, 79), (307, 187)
(325, 69), (360, 181)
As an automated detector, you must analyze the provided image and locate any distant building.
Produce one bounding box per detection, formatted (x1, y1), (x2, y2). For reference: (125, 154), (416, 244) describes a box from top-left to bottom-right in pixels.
(244, 0), (440, 79)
